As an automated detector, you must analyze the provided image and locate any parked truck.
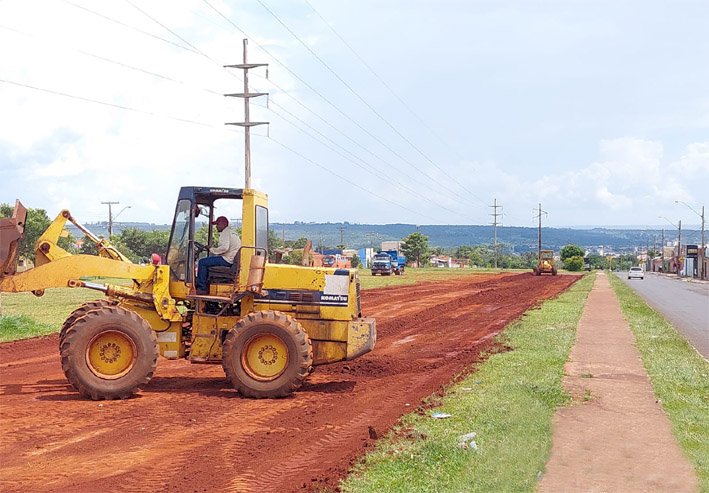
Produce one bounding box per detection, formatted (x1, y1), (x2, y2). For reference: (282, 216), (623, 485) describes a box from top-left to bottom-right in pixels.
(371, 250), (406, 276)
(371, 252), (394, 276)
(384, 250), (406, 275)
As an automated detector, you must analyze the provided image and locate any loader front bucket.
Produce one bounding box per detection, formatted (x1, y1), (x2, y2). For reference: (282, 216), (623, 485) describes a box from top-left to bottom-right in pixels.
(0, 200), (27, 277)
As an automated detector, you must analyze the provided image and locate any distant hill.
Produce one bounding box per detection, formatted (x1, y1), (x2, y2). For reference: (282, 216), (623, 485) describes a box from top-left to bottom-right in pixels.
(270, 223), (701, 254)
(71, 221), (701, 254)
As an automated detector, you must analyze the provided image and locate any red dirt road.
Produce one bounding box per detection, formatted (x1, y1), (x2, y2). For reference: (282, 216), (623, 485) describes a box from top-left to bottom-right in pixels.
(0, 273), (577, 492)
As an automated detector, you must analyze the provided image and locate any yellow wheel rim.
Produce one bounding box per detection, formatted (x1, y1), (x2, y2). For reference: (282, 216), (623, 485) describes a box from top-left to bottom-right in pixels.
(86, 330), (137, 379)
(241, 333), (289, 381)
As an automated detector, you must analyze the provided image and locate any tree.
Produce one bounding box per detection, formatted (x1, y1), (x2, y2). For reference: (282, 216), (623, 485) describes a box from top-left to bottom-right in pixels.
(565, 255), (584, 271)
(560, 244), (585, 262)
(79, 235), (99, 256)
(268, 229), (283, 251)
(401, 232), (429, 267)
(116, 228), (169, 260)
(284, 250), (303, 266)
(1, 204), (52, 262)
(285, 237), (309, 249)
(108, 236), (139, 263)
(586, 254), (605, 270)
(350, 253), (361, 268)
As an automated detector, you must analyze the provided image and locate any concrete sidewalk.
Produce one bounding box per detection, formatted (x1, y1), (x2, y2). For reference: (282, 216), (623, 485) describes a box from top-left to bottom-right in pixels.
(538, 272), (698, 492)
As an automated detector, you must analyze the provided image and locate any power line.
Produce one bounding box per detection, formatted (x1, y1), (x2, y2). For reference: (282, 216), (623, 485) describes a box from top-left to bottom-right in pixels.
(263, 135), (442, 223)
(120, 0), (470, 218)
(269, 101), (468, 219)
(3, 4), (489, 223)
(258, 0), (487, 207)
(126, 0), (466, 216)
(202, 0), (480, 209)
(61, 0), (200, 55)
(123, 0), (222, 66)
(0, 78), (216, 128)
(0, 25), (223, 97)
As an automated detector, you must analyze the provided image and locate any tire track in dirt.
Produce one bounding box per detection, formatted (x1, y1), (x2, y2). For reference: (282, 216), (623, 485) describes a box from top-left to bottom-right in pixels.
(0, 272), (578, 492)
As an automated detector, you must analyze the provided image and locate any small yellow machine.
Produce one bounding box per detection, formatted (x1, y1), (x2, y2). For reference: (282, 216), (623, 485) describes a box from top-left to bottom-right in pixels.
(0, 187), (376, 400)
(533, 249), (557, 276)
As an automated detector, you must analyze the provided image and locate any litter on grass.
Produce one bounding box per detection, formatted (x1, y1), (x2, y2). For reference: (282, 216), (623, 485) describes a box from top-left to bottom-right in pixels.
(431, 412), (451, 419)
(458, 432), (478, 450)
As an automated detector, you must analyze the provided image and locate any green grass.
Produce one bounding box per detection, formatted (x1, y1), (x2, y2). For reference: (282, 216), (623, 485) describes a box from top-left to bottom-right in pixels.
(0, 285), (104, 342)
(0, 314), (55, 341)
(342, 273), (594, 493)
(608, 274), (709, 491)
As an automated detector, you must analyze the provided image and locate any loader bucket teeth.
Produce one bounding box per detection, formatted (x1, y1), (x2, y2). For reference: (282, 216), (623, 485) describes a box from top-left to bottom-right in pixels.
(0, 200), (27, 277)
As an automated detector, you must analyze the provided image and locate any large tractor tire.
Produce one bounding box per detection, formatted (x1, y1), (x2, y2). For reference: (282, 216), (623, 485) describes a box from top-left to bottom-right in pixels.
(59, 299), (117, 349)
(222, 310), (313, 399)
(60, 306), (158, 400)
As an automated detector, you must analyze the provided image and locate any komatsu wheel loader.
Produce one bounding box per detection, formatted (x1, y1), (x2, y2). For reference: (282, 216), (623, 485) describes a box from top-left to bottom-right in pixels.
(0, 187), (376, 400)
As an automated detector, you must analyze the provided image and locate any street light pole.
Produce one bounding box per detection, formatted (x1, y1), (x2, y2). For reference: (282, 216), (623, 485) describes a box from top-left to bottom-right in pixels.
(101, 201), (119, 237)
(675, 200), (705, 279)
(659, 216), (681, 276)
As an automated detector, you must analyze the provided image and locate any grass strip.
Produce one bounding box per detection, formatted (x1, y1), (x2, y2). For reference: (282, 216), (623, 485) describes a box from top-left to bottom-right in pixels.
(608, 274), (709, 491)
(342, 273), (594, 493)
(0, 314), (55, 342)
(0, 289), (101, 342)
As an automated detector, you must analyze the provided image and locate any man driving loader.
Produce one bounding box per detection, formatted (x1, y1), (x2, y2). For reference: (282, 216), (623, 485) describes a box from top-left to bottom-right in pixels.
(196, 215), (240, 294)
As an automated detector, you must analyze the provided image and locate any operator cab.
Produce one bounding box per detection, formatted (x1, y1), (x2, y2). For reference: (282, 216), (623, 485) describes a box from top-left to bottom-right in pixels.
(165, 187), (269, 294)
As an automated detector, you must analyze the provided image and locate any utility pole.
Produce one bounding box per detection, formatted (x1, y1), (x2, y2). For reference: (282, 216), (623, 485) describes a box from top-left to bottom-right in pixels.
(224, 39), (269, 189)
(675, 201), (705, 279)
(489, 199), (502, 269)
(338, 226), (346, 248)
(533, 203), (548, 260)
(101, 201), (119, 237)
(678, 219), (682, 276)
(661, 229), (665, 271)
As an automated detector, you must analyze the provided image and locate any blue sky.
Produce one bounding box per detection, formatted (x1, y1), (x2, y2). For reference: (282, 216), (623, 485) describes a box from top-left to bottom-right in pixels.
(0, 0), (707, 229)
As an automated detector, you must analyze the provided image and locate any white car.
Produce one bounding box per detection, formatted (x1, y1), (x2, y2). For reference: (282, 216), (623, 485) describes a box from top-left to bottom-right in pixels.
(628, 266), (644, 280)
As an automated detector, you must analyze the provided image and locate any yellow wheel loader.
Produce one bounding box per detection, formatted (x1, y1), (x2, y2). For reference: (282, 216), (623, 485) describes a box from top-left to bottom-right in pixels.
(533, 249), (557, 276)
(0, 187), (376, 400)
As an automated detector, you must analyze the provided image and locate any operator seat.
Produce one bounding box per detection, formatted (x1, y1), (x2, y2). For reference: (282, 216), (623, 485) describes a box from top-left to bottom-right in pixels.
(207, 254), (240, 285)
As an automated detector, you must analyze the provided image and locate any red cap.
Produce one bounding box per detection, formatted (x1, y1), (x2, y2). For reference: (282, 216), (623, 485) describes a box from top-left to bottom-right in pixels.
(212, 216), (228, 226)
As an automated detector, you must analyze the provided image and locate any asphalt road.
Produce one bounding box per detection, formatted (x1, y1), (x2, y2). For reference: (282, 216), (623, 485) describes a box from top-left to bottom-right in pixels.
(615, 271), (709, 359)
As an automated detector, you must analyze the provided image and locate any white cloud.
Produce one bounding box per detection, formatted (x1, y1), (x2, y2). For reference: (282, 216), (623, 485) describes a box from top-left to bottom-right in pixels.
(1, 1), (708, 229)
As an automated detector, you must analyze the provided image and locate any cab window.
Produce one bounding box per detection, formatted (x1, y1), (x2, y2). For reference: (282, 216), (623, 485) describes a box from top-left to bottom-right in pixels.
(255, 205), (268, 251)
(166, 199), (192, 282)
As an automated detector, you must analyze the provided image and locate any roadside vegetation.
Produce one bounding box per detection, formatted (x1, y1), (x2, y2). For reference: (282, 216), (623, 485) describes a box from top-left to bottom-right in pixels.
(0, 277), (133, 342)
(0, 288), (101, 342)
(608, 274), (709, 491)
(342, 273), (594, 492)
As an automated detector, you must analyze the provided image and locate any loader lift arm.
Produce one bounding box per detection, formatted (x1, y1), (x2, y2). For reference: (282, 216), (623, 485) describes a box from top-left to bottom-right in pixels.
(0, 201), (180, 321)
